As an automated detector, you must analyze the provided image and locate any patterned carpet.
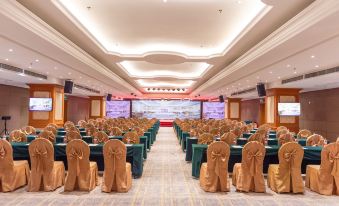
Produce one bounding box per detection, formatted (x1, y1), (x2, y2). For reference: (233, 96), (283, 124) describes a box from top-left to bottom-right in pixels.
(0, 127), (338, 206)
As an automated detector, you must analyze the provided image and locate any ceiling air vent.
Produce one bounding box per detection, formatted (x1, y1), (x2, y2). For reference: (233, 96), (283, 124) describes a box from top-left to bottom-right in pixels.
(231, 87), (256, 96)
(281, 75), (304, 84)
(74, 84), (100, 94)
(304, 66), (339, 79)
(24, 70), (47, 80)
(0, 63), (23, 73)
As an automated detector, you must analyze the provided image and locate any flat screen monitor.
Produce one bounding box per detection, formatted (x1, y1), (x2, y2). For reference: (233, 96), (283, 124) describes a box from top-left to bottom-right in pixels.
(106, 100), (130, 118)
(29, 98), (53, 111)
(202, 102), (225, 119)
(278, 103), (300, 116)
(132, 100), (201, 120)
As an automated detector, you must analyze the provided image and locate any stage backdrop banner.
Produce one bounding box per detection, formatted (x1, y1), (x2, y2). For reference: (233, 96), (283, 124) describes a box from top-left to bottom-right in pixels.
(106, 101), (130, 118)
(202, 102), (225, 119)
(132, 100), (201, 120)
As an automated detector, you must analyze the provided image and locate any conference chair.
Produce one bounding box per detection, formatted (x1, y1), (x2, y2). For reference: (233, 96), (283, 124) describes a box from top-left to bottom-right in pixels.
(276, 129), (289, 139)
(232, 127), (243, 137)
(209, 128), (220, 137)
(278, 133), (295, 145)
(197, 133), (214, 145)
(248, 133), (266, 145)
(202, 125), (210, 133)
(27, 138), (65, 192)
(66, 125), (80, 133)
(85, 124), (97, 136)
(21, 126), (36, 135)
(78, 120), (87, 129)
(132, 127), (144, 137)
(102, 140), (132, 193)
(199, 141), (230, 192)
(46, 123), (59, 130)
(305, 142), (339, 195)
(38, 130), (56, 143)
(9, 130), (27, 142)
(64, 121), (75, 130)
(267, 142), (304, 193)
(44, 126), (57, 136)
(94, 131), (109, 144)
(307, 134), (326, 147)
(110, 127), (123, 136)
(122, 132), (140, 144)
(297, 129), (312, 139)
(232, 141), (266, 193)
(219, 125), (232, 136)
(64, 131), (82, 143)
(276, 126), (288, 132)
(64, 139), (98, 191)
(220, 132), (237, 146)
(0, 139), (30, 192)
(120, 125), (130, 133)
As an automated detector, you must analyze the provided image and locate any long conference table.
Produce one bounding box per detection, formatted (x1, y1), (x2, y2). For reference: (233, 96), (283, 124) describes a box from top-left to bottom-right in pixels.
(173, 122), (322, 178)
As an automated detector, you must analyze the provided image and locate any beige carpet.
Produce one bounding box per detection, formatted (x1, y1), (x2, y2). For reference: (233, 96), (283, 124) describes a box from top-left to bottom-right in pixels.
(0, 127), (338, 206)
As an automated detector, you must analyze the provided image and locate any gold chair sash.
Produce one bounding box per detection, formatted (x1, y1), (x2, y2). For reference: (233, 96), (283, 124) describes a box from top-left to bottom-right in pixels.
(246, 150), (264, 176)
(32, 148), (48, 172)
(0, 146), (5, 159)
(329, 152), (339, 176)
(210, 151), (227, 176)
(69, 148), (84, 176)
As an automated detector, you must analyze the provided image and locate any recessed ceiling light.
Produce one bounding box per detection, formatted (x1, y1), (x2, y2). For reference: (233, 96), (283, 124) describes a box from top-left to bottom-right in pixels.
(265, 80), (268, 83)
(46, 72), (49, 74)
(54, 67), (58, 70)
(311, 55), (315, 58)
(28, 66), (32, 69)
(18, 72), (26, 77)
(35, 59), (39, 62)
(79, 76), (82, 79)
(8, 49), (13, 52)
(286, 64), (291, 67)
(246, 80), (249, 82)
(294, 71), (297, 74)
(278, 76), (281, 79)
(38, 78), (43, 81)
(163, 0), (167, 3)
(269, 71), (273, 74)
(237, 0), (242, 3)
(315, 65), (319, 68)
(5, 58), (8, 61)
(68, 72), (72, 75)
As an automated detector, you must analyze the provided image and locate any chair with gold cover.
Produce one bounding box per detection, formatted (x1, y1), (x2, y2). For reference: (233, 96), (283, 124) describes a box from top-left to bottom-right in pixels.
(44, 126), (57, 136)
(232, 141), (265, 192)
(297, 129), (312, 139)
(202, 125), (210, 133)
(219, 125), (231, 136)
(132, 127), (144, 137)
(21, 126), (36, 135)
(9, 130), (27, 143)
(278, 133), (295, 146)
(85, 124), (97, 136)
(220, 132), (237, 146)
(209, 128), (220, 137)
(305, 142), (339, 195)
(0, 139), (30, 192)
(267, 142), (304, 193)
(276, 126), (288, 132)
(276, 129), (289, 139)
(66, 125), (80, 133)
(47, 123), (59, 130)
(64, 131), (82, 143)
(102, 140), (132, 193)
(198, 133), (214, 145)
(110, 127), (123, 137)
(94, 131), (109, 144)
(306, 134), (326, 147)
(248, 133), (266, 146)
(64, 121), (75, 130)
(122, 132), (140, 144)
(27, 138), (65, 192)
(78, 120), (87, 129)
(64, 139), (99, 191)
(120, 125), (130, 133)
(38, 130), (56, 143)
(231, 127), (242, 138)
(199, 141), (230, 192)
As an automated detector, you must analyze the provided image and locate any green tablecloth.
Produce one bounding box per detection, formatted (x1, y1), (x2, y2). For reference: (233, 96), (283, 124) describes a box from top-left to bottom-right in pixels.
(11, 142), (144, 178)
(243, 133), (277, 138)
(191, 144), (322, 178)
(23, 135), (148, 159)
(181, 132), (190, 151)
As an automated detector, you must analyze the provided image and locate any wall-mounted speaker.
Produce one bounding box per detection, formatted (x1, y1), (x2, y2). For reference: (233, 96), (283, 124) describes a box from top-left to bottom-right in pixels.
(106, 94), (112, 101)
(256, 83), (266, 97)
(218, 95), (224, 102)
(64, 80), (73, 94)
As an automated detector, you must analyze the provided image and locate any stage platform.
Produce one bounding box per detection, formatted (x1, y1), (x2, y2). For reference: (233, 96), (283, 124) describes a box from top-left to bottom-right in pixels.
(160, 120), (173, 127)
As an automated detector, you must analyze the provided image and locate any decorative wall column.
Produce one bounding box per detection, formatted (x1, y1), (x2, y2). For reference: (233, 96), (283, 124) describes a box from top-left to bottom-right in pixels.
(265, 88), (301, 132)
(89, 96), (106, 119)
(28, 84), (64, 128)
(227, 98), (241, 120)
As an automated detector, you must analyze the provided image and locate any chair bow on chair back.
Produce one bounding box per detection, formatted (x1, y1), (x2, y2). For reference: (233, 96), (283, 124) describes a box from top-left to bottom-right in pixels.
(233, 141), (266, 192)
(65, 131), (82, 143)
(0, 139), (30, 192)
(307, 134), (326, 147)
(278, 133), (295, 146)
(220, 132), (237, 146)
(123, 132), (140, 144)
(9, 130), (27, 143)
(199, 141), (230, 192)
(21, 126), (36, 135)
(102, 139), (132, 192)
(38, 130), (56, 143)
(297, 129), (312, 139)
(248, 133), (265, 145)
(65, 139), (97, 191)
(44, 126), (57, 136)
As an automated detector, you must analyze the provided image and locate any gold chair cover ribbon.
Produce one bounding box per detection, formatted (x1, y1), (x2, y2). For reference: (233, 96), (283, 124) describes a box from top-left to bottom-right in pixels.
(0, 146), (5, 159)
(69, 148), (84, 176)
(32, 148), (48, 172)
(210, 151), (227, 176)
(329, 152), (339, 176)
(246, 150), (264, 176)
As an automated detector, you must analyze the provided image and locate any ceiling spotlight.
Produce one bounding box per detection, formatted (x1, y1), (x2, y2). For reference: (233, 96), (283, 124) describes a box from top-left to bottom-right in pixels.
(163, 0), (167, 2)
(152, 88), (155, 90)
(157, 88), (160, 90)
(256, 76), (259, 79)
(315, 65), (319, 68)
(286, 64), (291, 68)
(147, 88), (150, 91)
(5, 58), (8, 61)
(278, 76), (281, 79)
(8, 49), (13, 52)
(182, 88), (185, 91)
(311, 55), (315, 58)
(68, 72), (72, 75)
(54, 67), (58, 70)
(293, 68), (297, 74)
(269, 71), (273, 74)
(35, 59), (39, 62)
